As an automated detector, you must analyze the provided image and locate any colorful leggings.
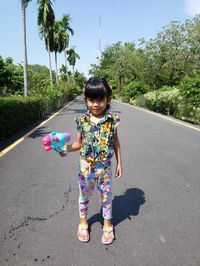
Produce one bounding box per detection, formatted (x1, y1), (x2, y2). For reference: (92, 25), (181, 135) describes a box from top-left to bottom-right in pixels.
(78, 159), (112, 220)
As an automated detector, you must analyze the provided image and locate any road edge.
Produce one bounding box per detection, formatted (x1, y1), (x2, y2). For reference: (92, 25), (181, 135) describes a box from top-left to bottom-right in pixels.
(114, 99), (200, 132)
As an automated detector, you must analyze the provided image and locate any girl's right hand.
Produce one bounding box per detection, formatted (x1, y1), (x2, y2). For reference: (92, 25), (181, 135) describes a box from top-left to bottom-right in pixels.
(59, 145), (68, 157)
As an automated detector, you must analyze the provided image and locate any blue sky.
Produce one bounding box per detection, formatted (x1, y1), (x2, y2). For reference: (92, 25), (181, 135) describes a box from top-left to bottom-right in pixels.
(0, 0), (199, 76)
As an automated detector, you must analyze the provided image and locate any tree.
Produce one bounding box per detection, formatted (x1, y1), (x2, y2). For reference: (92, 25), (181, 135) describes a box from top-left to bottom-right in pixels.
(51, 15), (73, 84)
(0, 56), (23, 96)
(66, 48), (80, 76)
(37, 0), (55, 86)
(90, 42), (138, 87)
(52, 20), (64, 84)
(179, 75), (200, 119)
(59, 14), (74, 70)
(21, 0), (32, 96)
(147, 22), (189, 87)
(89, 16), (200, 90)
(183, 15), (200, 74)
(74, 71), (86, 88)
(59, 64), (67, 81)
(29, 64), (50, 76)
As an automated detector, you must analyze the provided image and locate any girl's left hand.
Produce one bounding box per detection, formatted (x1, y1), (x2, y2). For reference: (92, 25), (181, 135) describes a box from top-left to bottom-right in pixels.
(115, 164), (122, 179)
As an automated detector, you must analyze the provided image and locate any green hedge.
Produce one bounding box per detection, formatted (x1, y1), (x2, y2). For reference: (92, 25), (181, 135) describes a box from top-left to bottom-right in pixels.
(123, 81), (149, 99)
(143, 88), (180, 115)
(132, 88), (200, 124)
(0, 85), (82, 140)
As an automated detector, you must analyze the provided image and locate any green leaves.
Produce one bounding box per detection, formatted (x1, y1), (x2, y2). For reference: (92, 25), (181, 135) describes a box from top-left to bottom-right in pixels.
(179, 75), (200, 108)
(123, 82), (149, 99)
(89, 15), (200, 91)
(0, 56), (23, 96)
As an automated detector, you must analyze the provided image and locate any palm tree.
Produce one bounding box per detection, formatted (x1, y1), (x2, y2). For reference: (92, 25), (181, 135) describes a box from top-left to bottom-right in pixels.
(66, 47), (80, 76)
(52, 15), (74, 84)
(21, 0), (32, 96)
(37, 0), (55, 86)
(60, 14), (74, 70)
(59, 64), (67, 81)
(52, 20), (64, 84)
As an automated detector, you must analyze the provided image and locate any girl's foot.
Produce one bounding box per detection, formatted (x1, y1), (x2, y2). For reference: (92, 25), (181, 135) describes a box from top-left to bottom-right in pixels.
(102, 225), (115, 245)
(77, 223), (89, 243)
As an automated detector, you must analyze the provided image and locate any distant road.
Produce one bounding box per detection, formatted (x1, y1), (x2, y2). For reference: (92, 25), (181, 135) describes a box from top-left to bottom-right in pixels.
(0, 95), (200, 266)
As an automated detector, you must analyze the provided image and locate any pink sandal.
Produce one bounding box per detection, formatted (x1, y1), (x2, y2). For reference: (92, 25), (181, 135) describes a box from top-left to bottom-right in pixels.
(77, 223), (90, 243)
(102, 225), (115, 245)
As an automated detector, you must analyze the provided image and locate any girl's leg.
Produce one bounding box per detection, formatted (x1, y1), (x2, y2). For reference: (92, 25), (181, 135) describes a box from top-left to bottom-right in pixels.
(97, 163), (114, 244)
(78, 160), (96, 220)
(77, 160), (95, 242)
(97, 163), (113, 221)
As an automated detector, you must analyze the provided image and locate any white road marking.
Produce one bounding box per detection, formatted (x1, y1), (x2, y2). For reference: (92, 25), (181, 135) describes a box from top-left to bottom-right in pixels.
(115, 100), (200, 132)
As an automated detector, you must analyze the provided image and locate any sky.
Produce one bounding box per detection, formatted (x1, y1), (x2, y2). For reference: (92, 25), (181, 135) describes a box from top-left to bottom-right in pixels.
(0, 0), (200, 77)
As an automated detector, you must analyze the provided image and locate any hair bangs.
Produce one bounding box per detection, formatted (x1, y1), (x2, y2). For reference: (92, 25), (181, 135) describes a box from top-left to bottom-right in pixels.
(84, 84), (108, 99)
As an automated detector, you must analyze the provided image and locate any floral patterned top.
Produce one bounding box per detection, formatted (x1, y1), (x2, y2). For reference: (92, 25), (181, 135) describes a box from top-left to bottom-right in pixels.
(75, 111), (120, 162)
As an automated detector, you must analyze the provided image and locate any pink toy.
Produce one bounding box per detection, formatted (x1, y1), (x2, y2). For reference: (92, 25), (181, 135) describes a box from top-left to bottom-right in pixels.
(42, 131), (71, 153)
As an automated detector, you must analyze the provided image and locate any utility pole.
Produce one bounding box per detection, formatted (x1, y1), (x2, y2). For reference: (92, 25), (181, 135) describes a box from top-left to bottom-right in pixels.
(97, 15), (102, 66)
(98, 15), (101, 53)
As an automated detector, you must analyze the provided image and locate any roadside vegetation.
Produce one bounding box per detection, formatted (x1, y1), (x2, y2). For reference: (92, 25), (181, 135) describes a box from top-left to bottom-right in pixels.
(1, 5), (199, 141)
(89, 15), (200, 125)
(0, 1), (85, 141)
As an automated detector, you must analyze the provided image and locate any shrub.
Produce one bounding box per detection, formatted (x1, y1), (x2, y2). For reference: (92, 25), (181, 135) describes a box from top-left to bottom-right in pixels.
(123, 81), (149, 99)
(178, 75), (200, 109)
(144, 88), (180, 115)
(178, 75), (200, 122)
(55, 81), (82, 100)
(0, 83), (82, 140)
(0, 96), (43, 140)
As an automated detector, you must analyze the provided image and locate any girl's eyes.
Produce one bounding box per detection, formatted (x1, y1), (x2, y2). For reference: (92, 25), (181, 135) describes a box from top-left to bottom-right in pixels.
(87, 98), (105, 103)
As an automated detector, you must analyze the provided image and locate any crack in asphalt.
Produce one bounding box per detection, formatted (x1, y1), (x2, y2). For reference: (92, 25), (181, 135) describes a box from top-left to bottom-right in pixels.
(1, 184), (72, 244)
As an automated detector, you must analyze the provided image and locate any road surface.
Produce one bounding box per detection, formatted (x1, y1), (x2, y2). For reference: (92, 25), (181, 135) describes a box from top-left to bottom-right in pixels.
(0, 95), (200, 266)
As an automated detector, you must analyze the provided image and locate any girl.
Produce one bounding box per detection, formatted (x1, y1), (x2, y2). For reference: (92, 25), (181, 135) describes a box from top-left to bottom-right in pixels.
(61, 77), (122, 244)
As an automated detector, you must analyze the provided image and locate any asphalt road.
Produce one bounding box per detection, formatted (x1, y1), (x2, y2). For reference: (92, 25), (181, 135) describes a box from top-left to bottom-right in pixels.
(0, 95), (200, 266)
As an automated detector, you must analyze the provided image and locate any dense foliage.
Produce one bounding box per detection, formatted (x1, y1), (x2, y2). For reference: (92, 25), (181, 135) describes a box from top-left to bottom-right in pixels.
(0, 57), (85, 140)
(0, 1), (85, 140)
(0, 82), (82, 140)
(178, 75), (200, 123)
(122, 82), (149, 99)
(89, 15), (200, 124)
(0, 57), (23, 96)
(90, 15), (200, 89)
(1, 14), (200, 141)
(179, 75), (200, 109)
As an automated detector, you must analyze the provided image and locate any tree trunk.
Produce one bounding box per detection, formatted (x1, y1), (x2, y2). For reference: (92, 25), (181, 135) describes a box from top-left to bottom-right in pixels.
(64, 50), (68, 70)
(55, 52), (58, 84)
(21, 0), (28, 97)
(72, 65), (75, 84)
(47, 39), (53, 86)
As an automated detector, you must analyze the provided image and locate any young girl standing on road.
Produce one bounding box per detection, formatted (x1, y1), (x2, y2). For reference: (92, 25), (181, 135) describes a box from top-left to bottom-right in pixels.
(61, 77), (122, 244)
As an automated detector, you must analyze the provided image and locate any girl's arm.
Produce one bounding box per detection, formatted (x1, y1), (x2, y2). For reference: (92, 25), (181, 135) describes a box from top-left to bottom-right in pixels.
(114, 130), (123, 178)
(67, 132), (82, 152)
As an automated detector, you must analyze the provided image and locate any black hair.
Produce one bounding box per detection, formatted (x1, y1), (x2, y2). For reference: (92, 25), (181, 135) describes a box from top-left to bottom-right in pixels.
(84, 77), (112, 110)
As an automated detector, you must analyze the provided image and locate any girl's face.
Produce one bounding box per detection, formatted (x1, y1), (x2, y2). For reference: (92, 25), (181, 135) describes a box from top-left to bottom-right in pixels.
(86, 97), (111, 117)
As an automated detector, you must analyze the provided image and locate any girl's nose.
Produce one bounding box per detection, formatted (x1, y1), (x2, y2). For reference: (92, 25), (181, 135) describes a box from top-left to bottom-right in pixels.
(93, 101), (99, 106)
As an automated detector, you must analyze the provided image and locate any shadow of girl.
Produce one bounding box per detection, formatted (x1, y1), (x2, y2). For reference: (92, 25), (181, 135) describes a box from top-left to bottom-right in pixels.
(112, 188), (145, 226)
(87, 188), (145, 227)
